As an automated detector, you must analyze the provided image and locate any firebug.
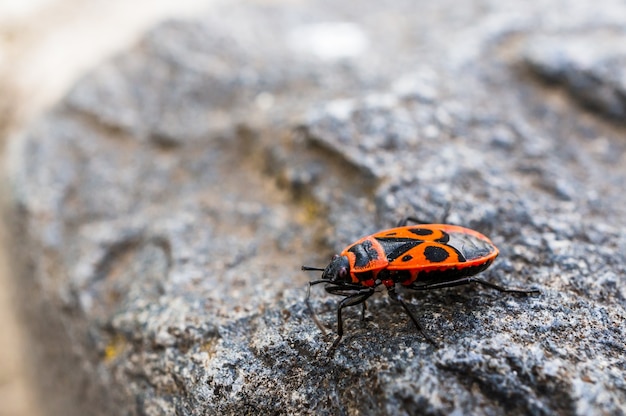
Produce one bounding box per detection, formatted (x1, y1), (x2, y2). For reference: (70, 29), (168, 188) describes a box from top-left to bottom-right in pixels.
(302, 217), (539, 355)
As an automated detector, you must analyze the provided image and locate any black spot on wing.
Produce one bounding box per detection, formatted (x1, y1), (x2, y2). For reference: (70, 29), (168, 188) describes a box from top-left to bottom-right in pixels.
(401, 254), (413, 262)
(423, 245), (449, 262)
(348, 239), (379, 268)
(408, 228), (449, 243)
(375, 237), (422, 261)
(408, 228), (433, 236)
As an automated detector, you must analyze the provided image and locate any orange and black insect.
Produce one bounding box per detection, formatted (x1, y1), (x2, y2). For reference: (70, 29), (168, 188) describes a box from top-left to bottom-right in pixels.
(302, 217), (539, 355)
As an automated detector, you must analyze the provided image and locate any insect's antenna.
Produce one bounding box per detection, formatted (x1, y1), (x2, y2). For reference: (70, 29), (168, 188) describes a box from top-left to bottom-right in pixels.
(301, 266), (325, 272)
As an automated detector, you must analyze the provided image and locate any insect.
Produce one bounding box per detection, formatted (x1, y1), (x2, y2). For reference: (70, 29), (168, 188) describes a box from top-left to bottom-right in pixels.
(302, 217), (540, 355)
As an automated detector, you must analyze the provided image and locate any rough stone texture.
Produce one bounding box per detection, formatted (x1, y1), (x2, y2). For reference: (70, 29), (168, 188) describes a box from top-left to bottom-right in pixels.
(4, 1), (626, 415)
(524, 30), (626, 121)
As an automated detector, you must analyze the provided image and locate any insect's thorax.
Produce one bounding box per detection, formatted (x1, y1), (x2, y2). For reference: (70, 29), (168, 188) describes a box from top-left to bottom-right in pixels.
(342, 236), (387, 284)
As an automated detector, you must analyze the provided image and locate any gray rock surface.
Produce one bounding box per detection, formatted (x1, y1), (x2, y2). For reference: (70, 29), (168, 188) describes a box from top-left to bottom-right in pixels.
(524, 30), (626, 120)
(4, 1), (626, 415)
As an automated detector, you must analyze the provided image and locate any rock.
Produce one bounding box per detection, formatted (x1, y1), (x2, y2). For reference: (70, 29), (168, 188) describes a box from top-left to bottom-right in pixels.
(4, 1), (626, 415)
(523, 31), (626, 121)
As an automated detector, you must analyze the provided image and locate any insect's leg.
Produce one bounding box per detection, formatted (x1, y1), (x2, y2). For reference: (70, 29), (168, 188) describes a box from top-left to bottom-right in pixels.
(408, 277), (540, 295)
(440, 202), (451, 223)
(387, 286), (439, 347)
(328, 289), (375, 356)
(361, 301), (367, 321)
(306, 280), (331, 335)
(325, 283), (372, 297)
(397, 217), (422, 227)
(326, 281), (375, 320)
(468, 277), (540, 295)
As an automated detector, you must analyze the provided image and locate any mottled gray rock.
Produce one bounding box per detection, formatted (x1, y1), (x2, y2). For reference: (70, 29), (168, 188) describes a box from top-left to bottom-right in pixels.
(4, 1), (626, 415)
(524, 31), (626, 121)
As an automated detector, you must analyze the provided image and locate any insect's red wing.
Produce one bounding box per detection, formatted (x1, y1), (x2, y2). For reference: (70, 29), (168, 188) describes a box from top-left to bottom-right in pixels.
(374, 224), (499, 271)
(372, 225), (449, 241)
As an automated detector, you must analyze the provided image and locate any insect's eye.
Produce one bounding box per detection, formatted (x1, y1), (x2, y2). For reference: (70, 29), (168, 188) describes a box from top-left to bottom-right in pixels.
(332, 254), (340, 260)
(338, 267), (348, 279)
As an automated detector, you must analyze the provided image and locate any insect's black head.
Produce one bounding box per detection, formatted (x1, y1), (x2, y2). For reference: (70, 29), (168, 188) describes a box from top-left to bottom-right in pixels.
(322, 254), (351, 283)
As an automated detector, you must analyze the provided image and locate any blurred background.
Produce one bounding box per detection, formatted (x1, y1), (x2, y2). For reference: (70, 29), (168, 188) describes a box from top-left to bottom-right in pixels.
(0, 1), (217, 414)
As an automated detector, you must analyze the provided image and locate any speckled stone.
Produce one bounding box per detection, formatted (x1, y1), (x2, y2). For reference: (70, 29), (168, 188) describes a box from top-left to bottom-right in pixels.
(5, 1), (626, 415)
